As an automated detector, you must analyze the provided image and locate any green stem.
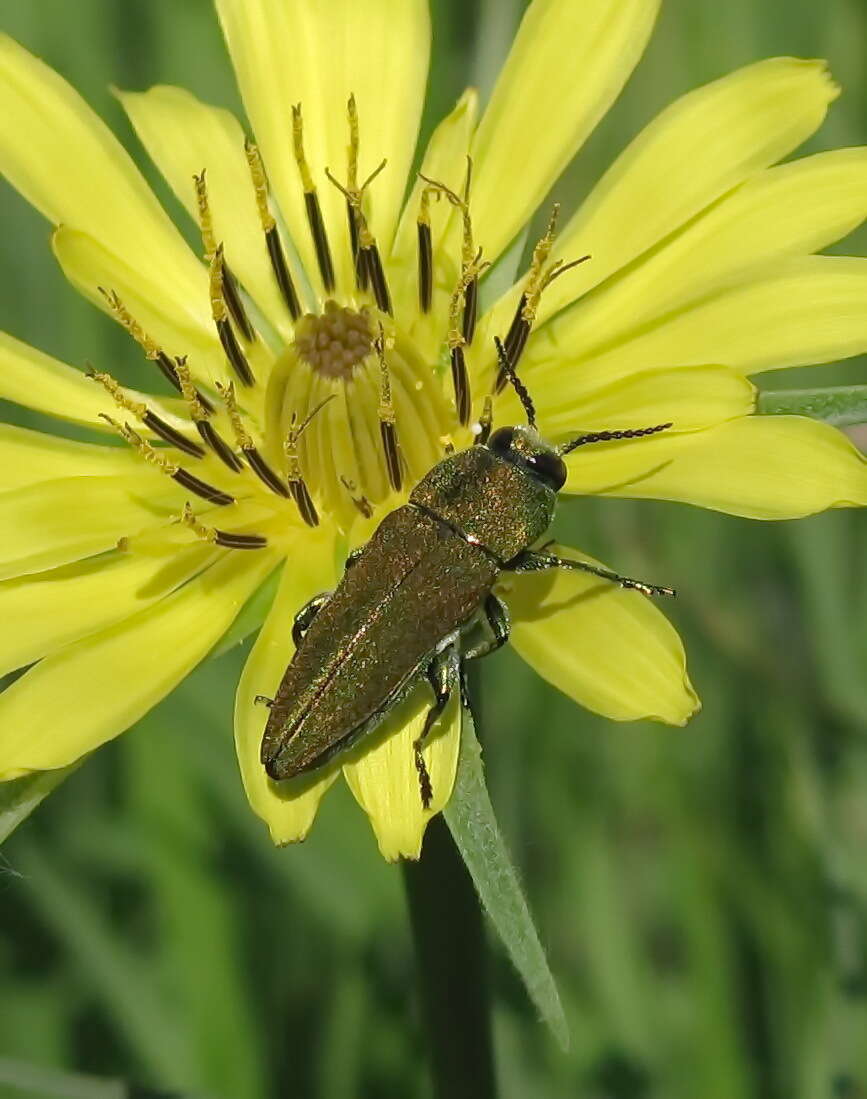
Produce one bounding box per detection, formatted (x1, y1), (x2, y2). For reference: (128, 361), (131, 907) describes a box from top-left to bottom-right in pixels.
(402, 814), (497, 1099)
(757, 384), (867, 426)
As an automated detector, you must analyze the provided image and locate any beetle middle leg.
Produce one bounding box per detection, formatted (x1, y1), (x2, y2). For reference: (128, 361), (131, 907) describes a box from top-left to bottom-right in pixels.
(505, 549), (675, 598)
(413, 641), (462, 809)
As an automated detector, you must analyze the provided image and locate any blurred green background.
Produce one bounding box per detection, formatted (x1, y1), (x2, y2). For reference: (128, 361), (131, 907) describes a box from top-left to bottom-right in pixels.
(2, 1), (867, 1096)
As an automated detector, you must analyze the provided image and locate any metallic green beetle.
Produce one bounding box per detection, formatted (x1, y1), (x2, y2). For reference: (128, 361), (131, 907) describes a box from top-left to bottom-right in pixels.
(259, 342), (674, 806)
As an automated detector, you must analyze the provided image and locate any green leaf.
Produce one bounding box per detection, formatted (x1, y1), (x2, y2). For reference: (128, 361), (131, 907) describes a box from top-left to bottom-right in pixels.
(757, 384), (867, 426)
(0, 765), (79, 846)
(0, 1057), (125, 1098)
(208, 564), (282, 660)
(443, 710), (569, 1049)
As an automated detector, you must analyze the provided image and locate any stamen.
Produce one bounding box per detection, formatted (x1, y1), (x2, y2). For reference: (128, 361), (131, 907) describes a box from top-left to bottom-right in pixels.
(194, 171), (256, 343)
(345, 94), (367, 290)
(293, 103), (336, 292)
(87, 368), (205, 458)
(341, 476), (374, 519)
(446, 250), (489, 426)
(218, 375), (292, 501)
(419, 168), (477, 342)
(417, 190), (433, 313)
(174, 357), (244, 472)
(98, 287), (214, 411)
(558, 423), (673, 456)
(375, 330), (402, 492)
(283, 396), (334, 528)
(245, 140), (301, 320)
(496, 206), (590, 391)
(181, 502), (267, 550)
(325, 161), (391, 314)
(210, 246), (255, 386)
(101, 415), (234, 506)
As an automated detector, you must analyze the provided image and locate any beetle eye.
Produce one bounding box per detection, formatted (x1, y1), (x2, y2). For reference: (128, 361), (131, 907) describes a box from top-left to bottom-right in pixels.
(487, 427), (515, 456)
(528, 450), (567, 491)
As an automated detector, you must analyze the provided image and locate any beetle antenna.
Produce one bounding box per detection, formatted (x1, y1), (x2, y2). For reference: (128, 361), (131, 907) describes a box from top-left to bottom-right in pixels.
(494, 337), (536, 428)
(558, 423), (673, 456)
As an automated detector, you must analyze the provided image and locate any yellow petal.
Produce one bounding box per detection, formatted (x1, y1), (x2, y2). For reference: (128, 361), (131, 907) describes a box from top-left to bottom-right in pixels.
(470, 0), (659, 265)
(0, 550), (277, 778)
(0, 474), (177, 582)
(500, 364), (755, 439)
(215, 0), (430, 292)
(587, 415), (867, 518)
(526, 256), (867, 388)
(505, 549), (698, 725)
(0, 331), (187, 430)
(0, 544), (216, 677)
(117, 84), (293, 338)
(342, 689), (462, 862)
(0, 424), (145, 491)
(52, 227), (228, 389)
(0, 35), (208, 328)
(235, 528), (341, 845)
(524, 57), (840, 327)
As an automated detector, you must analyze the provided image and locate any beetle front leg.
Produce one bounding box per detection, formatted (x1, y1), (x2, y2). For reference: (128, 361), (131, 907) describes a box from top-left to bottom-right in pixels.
(292, 590), (333, 649)
(414, 641), (461, 809)
(505, 549), (676, 598)
(463, 593), (510, 661)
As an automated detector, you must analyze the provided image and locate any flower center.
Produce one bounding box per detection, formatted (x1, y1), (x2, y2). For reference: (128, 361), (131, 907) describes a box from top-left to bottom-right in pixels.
(293, 300), (374, 379)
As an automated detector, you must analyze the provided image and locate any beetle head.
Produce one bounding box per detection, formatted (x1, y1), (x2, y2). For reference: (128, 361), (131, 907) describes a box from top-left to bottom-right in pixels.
(487, 425), (567, 492)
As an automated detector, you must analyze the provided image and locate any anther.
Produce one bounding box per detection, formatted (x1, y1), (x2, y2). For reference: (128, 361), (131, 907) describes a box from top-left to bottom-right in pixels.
(284, 396), (335, 528)
(174, 357), (244, 472)
(345, 94), (367, 290)
(446, 250), (489, 427)
(293, 103), (336, 292)
(419, 169), (477, 342)
(325, 161), (391, 314)
(180, 502), (267, 550)
(87, 368), (205, 458)
(417, 190), (433, 314)
(194, 171), (256, 343)
(245, 140), (301, 320)
(496, 207), (590, 391)
(218, 375), (291, 500)
(98, 287), (214, 412)
(101, 416), (235, 506)
(375, 330), (402, 492)
(210, 246), (255, 386)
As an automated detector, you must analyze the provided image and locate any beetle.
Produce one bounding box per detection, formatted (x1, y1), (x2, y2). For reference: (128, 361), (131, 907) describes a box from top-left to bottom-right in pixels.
(259, 339), (675, 807)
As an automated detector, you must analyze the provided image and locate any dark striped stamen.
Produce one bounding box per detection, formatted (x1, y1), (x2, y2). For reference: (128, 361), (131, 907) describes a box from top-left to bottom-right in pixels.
(475, 396), (493, 446)
(243, 446), (290, 498)
(417, 221), (433, 313)
(450, 344), (471, 426)
(462, 275), (478, 344)
(362, 243), (392, 315)
(213, 529), (269, 550)
(196, 419), (244, 472)
(380, 419), (402, 492)
(347, 200), (369, 291)
(221, 261), (256, 343)
(141, 410), (205, 458)
(304, 190), (336, 292)
(290, 478), (319, 527)
(172, 467), (234, 506)
(264, 227), (301, 320)
(216, 317), (255, 387)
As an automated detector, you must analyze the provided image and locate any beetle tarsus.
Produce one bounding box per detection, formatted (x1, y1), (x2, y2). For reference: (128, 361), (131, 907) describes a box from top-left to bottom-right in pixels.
(506, 549), (676, 598)
(414, 743), (434, 810)
(254, 694), (274, 708)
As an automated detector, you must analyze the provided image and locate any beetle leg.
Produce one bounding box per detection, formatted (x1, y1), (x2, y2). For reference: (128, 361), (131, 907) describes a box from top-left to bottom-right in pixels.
(414, 641), (461, 809)
(505, 549), (676, 598)
(344, 547), (364, 570)
(463, 593), (510, 661)
(292, 591), (333, 649)
(254, 694), (274, 708)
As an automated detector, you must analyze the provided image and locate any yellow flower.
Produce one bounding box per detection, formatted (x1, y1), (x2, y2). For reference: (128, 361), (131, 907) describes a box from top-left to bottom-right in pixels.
(2, 0), (866, 861)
